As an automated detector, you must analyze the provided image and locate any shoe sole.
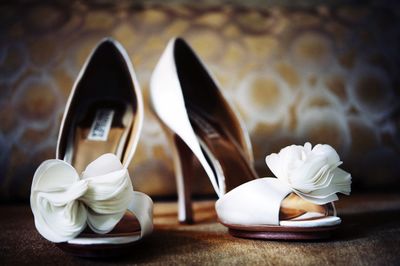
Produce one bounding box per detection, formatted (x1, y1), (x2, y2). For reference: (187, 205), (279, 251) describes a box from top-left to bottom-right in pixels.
(223, 223), (339, 240)
(56, 241), (140, 257)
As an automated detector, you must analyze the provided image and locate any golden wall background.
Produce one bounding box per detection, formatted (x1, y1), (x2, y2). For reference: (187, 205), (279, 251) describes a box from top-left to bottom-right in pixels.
(0, 0), (399, 200)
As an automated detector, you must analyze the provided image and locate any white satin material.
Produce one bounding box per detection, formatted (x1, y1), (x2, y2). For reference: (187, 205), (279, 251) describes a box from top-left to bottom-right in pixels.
(67, 191), (153, 245)
(215, 178), (342, 227)
(216, 178), (292, 226)
(30, 153), (153, 244)
(129, 191), (154, 238)
(265, 142), (352, 205)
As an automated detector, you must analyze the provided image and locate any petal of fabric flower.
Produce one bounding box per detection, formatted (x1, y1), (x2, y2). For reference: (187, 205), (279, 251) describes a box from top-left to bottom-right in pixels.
(82, 153), (125, 177)
(300, 168), (351, 197)
(81, 153), (133, 234)
(289, 156), (328, 191)
(279, 145), (304, 171)
(84, 173), (132, 234)
(265, 153), (287, 182)
(87, 210), (125, 234)
(329, 168), (352, 195)
(295, 190), (339, 205)
(312, 144), (340, 166)
(293, 167), (351, 204)
(30, 160), (87, 243)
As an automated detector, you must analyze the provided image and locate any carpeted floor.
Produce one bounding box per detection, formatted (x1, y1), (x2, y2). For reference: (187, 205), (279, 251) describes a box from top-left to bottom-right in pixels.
(1, 194), (400, 265)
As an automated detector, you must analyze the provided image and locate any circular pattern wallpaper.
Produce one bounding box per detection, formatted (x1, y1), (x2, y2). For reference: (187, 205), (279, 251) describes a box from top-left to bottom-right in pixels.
(0, 0), (399, 200)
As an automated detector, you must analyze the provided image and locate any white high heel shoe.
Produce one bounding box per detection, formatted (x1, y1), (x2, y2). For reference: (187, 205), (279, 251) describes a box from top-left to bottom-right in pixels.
(150, 38), (351, 239)
(150, 37), (256, 224)
(30, 38), (153, 256)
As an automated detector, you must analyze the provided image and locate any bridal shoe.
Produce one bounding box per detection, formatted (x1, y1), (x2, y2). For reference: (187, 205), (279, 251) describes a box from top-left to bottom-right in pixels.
(150, 38), (351, 239)
(30, 38), (153, 256)
(216, 143), (351, 240)
(150, 38), (256, 224)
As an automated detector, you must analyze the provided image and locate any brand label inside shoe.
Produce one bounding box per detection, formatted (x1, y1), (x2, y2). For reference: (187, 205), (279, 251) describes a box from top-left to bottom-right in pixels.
(87, 109), (115, 141)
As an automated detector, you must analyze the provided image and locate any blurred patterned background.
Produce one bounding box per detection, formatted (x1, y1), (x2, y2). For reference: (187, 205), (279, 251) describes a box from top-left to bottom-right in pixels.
(0, 0), (399, 201)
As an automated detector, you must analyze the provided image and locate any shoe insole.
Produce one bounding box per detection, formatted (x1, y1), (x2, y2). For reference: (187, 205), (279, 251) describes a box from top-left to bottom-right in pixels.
(187, 106), (330, 222)
(70, 102), (132, 174)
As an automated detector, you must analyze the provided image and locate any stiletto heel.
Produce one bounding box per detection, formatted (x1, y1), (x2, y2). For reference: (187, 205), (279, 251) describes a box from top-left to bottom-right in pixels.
(164, 128), (194, 224)
(150, 37), (351, 240)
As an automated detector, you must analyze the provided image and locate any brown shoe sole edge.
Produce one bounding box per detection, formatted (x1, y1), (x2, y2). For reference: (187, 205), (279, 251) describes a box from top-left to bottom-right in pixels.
(56, 240), (141, 258)
(222, 222), (339, 240)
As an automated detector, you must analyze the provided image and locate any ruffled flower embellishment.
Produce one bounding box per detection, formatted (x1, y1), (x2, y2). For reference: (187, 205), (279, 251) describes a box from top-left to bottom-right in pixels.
(265, 142), (351, 205)
(30, 153), (133, 243)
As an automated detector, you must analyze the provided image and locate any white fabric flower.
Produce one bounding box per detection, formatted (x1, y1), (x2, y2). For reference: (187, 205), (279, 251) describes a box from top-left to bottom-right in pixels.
(30, 153), (133, 243)
(265, 142), (351, 205)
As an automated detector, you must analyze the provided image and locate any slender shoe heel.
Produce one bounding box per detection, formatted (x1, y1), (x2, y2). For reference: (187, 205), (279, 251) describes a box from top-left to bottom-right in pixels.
(164, 127), (194, 224)
(174, 135), (196, 224)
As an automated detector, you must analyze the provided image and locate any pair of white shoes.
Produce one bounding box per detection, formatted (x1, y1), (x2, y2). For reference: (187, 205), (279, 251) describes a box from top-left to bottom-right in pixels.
(30, 38), (351, 256)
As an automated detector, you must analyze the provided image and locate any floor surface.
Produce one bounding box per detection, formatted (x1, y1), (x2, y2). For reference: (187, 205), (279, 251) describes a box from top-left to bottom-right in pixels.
(1, 194), (400, 265)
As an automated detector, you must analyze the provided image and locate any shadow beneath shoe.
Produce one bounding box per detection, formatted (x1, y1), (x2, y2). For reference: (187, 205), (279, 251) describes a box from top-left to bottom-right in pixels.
(86, 229), (215, 264)
(154, 200), (218, 226)
(333, 208), (400, 241)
